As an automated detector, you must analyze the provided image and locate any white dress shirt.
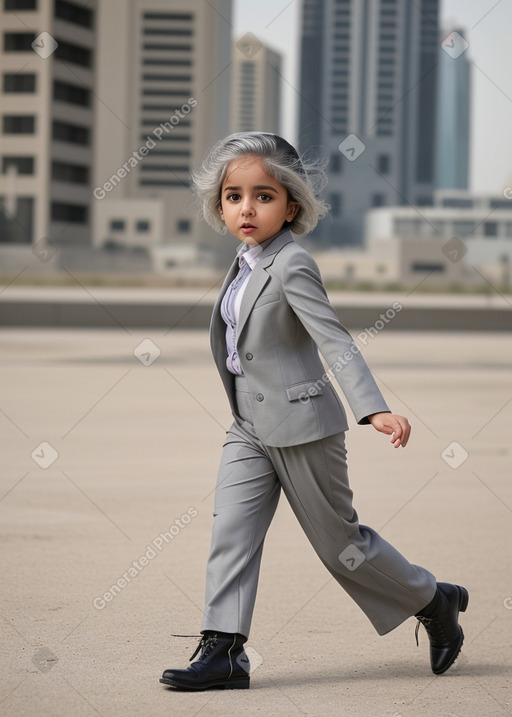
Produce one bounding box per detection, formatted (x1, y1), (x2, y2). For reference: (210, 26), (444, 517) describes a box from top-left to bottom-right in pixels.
(220, 240), (268, 375)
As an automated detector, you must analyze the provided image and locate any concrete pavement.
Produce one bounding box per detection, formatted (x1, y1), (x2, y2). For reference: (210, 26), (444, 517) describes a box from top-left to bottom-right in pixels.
(1, 328), (511, 716)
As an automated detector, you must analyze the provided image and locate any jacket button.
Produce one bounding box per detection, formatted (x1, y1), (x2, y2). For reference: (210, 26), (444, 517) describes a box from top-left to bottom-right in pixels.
(245, 352), (253, 360)
(256, 393), (264, 402)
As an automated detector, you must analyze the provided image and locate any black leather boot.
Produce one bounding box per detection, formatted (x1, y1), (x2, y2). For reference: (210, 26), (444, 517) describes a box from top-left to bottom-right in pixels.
(160, 631), (250, 690)
(415, 582), (469, 674)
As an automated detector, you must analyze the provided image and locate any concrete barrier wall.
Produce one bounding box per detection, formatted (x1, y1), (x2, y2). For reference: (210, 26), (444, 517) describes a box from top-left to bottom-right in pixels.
(1, 295), (510, 331)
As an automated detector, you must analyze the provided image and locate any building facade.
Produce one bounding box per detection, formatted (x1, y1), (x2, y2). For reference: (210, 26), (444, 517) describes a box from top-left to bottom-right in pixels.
(435, 27), (471, 190)
(298, 0), (440, 247)
(230, 34), (282, 134)
(93, 0), (232, 257)
(0, 0), (97, 248)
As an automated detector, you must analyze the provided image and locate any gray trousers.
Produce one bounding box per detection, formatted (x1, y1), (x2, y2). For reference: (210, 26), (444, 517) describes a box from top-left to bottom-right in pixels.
(201, 375), (437, 638)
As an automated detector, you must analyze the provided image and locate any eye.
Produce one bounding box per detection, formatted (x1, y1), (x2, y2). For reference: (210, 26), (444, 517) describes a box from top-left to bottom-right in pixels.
(258, 194), (272, 202)
(226, 193), (241, 202)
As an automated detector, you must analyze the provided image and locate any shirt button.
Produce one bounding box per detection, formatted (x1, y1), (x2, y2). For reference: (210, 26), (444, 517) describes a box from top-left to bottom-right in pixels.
(255, 393), (264, 402)
(245, 352), (253, 360)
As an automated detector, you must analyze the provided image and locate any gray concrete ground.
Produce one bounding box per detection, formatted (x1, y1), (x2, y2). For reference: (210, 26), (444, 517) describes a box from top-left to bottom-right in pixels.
(1, 328), (511, 717)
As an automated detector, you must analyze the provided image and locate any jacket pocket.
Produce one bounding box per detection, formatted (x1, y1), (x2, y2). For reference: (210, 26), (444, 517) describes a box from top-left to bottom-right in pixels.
(253, 291), (281, 308)
(286, 380), (323, 402)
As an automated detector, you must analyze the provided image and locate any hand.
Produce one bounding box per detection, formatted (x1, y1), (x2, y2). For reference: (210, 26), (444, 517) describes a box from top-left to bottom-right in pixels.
(367, 412), (411, 448)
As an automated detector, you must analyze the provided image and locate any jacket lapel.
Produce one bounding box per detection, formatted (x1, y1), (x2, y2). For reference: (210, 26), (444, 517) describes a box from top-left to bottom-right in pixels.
(211, 254), (239, 323)
(211, 229), (296, 351)
(210, 254), (239, 368)
(236, 229), (295, 341)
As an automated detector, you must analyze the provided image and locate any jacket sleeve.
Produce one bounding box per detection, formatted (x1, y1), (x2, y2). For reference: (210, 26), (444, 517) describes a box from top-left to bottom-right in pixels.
(278, 247), (390, 424)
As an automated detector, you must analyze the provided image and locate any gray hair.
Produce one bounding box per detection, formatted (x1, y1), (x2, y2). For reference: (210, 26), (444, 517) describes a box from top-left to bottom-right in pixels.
(191, 131), (330, 235)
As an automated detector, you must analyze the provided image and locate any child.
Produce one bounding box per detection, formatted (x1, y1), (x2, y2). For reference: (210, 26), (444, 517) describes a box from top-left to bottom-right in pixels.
(160, 132), (468, 691)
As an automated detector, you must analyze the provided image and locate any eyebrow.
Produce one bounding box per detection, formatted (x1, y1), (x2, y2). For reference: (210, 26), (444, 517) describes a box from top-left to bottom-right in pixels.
(223, 185), (279, 193)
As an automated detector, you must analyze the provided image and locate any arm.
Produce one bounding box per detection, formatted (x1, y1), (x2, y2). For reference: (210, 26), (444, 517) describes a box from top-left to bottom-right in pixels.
(280, 248), (409, 445)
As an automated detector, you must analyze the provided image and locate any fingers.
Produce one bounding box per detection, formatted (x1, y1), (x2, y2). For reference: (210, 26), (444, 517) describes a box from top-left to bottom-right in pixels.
(390, 416), (411, 448)
(368, 412), (411, 448)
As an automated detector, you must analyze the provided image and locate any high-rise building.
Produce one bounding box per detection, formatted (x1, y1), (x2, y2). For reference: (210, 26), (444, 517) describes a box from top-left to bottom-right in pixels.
(435, 28), (471, 190)
(93, 0), (232, 253)
(0, 0), (97, 247)
(231, 34), (282, 134)
(298, 0), (440, 246)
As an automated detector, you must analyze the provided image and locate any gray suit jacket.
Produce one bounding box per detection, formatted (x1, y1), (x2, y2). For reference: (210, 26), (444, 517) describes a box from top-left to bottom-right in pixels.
(210, 229), (390, 447)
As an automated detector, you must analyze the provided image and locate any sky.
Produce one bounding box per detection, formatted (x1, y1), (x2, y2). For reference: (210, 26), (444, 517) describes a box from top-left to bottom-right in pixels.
(233, 0), (512, 195)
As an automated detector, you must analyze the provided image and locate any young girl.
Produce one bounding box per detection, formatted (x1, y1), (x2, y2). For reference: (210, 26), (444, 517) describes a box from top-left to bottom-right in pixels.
(160, 132), (468, 691)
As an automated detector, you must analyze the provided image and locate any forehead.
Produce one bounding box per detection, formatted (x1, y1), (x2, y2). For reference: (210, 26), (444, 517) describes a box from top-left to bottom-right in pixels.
(222, 155), (278, 186)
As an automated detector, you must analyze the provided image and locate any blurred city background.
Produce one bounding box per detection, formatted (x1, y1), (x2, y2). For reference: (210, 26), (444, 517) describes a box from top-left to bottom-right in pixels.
(1, 0), (512, 296)
(2, 5), (511, 713)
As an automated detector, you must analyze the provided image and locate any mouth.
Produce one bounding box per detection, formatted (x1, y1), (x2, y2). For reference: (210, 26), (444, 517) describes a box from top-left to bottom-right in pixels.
(240, 222), (256, 230)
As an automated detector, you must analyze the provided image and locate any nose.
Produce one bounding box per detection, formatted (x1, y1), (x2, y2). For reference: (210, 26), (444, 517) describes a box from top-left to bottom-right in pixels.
(240, 197), (255, 217)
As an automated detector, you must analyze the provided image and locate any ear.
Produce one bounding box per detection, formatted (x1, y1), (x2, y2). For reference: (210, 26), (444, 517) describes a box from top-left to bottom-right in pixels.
(286, 201), (299, 223)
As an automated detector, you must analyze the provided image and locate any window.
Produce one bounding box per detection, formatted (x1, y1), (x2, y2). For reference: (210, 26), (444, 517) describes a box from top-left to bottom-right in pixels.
(489, 199), (512, 210)
(143, 43), (192, 51)
(377, 154), (391, 174)
(3, 32), (35, 52)
(484, 222), (498, 237)
(136, 220), (151, 232)
(411, 262), (445, 273)
(140, 164), (189, 172)
(143, 12), (193, 20)
(143, 28), (192, 36)
(395, 219), (420, 236)
(329, 193), (342, 217)
(53, 120), (90, 145)
(431, 220), (445, 235)
(330, 154), (342, 173)
(441, 197), (473, 209)
(371, 193), (385, 207)
(2, 156), (35, 175)
(142, 89), (191, 97)
(141, 179), (189, 187)
(3, 115), (35, 133)
(176, 219), (191, 233)
(452, 221), (475, 237)
(4, 0), (36, 9)
(142, 74), (191, 83)
(54, 0), (94, 28)
(51, 202), (88, 223)
(0, 196), (34, 243)
(54, 38), (92, 67)
(51, 161), (89, 184)
(143, 59), (192, 66)
(53, 80), (91, 106)
(110, 219), (125, 232)
(138, 134), (190, 143)
(3, 73), (36, 92)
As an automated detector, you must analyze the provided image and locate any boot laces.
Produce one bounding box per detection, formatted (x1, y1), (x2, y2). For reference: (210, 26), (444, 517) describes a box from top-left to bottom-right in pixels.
(415, 615), (448, 647)
(189, 634), (218, 662)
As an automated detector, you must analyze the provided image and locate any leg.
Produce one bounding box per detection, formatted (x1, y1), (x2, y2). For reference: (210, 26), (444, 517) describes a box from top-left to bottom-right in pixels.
(201, 420), (281, 638)
(160, 383), (280, 691)
(267, 432), (438, 635)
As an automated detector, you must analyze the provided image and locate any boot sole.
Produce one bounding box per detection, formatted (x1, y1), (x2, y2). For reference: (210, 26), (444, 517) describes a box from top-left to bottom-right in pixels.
(433, 584), (469, 675)
(159, 676), (250, 691)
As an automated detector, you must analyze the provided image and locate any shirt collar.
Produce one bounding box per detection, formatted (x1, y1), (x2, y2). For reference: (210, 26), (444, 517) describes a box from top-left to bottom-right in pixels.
(239, 242), (263, 270)
(237, 231), (284, 270)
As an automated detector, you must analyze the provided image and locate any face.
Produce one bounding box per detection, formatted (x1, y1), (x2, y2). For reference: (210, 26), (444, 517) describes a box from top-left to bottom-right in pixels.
(219, 155), (299, 245)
